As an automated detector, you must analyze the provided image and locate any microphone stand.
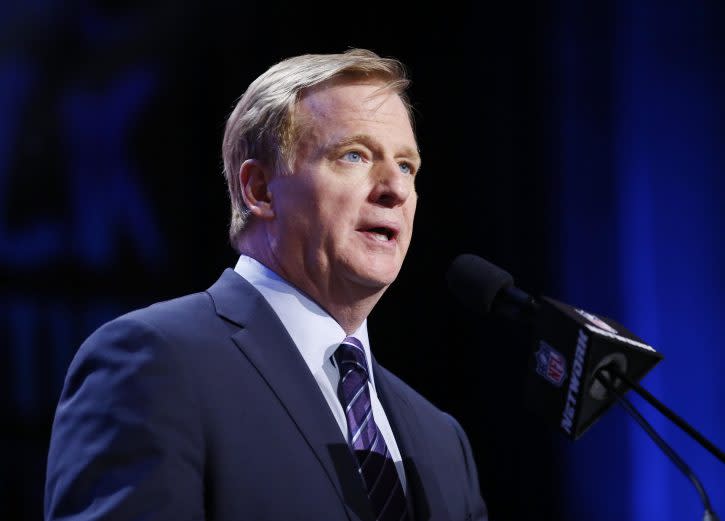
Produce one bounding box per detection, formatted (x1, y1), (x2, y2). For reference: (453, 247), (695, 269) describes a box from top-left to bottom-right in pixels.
(604, 365), (725, 463)
(596, 369), (721, 521)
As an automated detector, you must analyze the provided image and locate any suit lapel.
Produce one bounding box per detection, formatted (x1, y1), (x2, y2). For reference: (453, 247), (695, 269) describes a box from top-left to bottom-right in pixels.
(207, 270), (373, 521)
(373, 359), (452, 521)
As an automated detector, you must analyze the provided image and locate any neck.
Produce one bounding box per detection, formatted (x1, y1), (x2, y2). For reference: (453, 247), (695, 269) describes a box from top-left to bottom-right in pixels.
(313, 289), (382, 334)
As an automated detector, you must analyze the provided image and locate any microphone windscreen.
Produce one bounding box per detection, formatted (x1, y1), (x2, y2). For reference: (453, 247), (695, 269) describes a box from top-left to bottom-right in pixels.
(446, 254), (514, 314)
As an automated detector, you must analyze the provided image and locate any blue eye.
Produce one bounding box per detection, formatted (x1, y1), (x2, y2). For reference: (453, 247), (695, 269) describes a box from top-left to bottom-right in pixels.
(399, 162), (413, 175)
(343, 151), (363, 162)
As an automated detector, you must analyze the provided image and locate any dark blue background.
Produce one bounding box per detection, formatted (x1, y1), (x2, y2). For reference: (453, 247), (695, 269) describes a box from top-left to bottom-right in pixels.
(1, 1), (723, 519)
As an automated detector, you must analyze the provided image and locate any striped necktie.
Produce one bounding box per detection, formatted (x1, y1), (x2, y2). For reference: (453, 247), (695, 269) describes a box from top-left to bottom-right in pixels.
(334, 336), (409, 521)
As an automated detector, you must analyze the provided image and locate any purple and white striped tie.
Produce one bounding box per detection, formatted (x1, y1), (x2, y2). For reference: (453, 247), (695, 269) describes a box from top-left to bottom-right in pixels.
(334, 336), (408, 521)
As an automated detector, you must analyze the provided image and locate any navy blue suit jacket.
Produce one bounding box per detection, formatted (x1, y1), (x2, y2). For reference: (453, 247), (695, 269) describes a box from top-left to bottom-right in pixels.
(45, 269), (488, 520)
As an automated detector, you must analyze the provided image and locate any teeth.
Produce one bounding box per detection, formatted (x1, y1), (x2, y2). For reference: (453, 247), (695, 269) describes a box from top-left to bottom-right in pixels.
(370, 232), (389, 241)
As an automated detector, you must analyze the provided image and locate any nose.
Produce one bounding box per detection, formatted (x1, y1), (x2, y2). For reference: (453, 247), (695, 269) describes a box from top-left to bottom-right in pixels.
(369, 159), (414, 208)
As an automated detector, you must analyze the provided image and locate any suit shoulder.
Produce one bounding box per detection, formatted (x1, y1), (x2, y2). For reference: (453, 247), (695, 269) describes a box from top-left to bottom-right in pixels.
(67, 290), (232, 385)
(72, 291), (208, 359)
(121, 290), (215, 329)
(90, 289), (226, 345)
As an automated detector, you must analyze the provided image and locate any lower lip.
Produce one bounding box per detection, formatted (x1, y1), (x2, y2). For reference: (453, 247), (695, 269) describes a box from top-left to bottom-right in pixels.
(357, 230), (398, 249)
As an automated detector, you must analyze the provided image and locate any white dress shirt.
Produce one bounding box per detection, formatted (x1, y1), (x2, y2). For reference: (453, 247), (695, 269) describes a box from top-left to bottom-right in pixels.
(234, 255), (407, 491)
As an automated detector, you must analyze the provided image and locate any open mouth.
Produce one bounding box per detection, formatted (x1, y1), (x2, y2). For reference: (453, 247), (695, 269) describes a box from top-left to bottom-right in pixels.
(361, 226), (396, 242)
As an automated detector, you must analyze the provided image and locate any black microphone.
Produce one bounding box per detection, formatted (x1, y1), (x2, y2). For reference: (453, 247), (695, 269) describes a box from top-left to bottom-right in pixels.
(446, 253), (663, 439)
(447, 254), (723, 520)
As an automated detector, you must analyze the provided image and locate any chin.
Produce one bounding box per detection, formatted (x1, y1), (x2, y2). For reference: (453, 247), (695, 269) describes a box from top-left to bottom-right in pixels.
(337, 251), (405, 290)
(346, 265), (402, 291)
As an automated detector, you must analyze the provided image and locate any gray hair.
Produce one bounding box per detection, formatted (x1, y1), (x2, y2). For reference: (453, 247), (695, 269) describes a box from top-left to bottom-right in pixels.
(221, 48), (412, 251)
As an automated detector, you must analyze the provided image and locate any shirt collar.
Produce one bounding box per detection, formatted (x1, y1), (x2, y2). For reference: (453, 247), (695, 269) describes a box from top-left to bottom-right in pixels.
(233, 255), (375, 383)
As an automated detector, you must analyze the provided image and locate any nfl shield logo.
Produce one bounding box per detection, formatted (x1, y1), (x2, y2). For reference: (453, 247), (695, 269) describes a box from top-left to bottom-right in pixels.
(535, 341), (567, 387)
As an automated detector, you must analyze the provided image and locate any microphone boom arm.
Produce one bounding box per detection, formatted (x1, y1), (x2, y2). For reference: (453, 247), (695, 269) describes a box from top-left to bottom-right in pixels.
(596, 369), (720, 521)
(604, 364), (725, 464)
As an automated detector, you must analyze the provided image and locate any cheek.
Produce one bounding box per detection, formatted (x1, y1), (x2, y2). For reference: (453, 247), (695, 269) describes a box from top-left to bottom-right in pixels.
(405, 197), (418, 224)
(312, 196), (355, 243)
(319, 188), (359, 222)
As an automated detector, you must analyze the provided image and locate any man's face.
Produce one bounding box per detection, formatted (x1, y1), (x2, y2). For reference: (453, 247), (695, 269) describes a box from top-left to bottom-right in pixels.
(267, 79), (420, 302)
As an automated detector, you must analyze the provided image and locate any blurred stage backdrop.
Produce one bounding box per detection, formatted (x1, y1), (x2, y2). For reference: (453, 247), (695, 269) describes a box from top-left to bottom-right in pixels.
(1, 1), (723, 520)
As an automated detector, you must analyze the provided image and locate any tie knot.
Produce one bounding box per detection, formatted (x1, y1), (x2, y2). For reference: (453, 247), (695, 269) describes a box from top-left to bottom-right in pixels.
(334, 336), (369, 379)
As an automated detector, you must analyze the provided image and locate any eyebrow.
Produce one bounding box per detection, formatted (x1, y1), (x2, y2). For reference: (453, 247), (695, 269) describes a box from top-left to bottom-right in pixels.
(331, 134), (422, 166)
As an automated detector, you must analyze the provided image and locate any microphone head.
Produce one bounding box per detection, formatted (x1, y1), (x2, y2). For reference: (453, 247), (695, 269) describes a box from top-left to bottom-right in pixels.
(446, 254), (514, 314)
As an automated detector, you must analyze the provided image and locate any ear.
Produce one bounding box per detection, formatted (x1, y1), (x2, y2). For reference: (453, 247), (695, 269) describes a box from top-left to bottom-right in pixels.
(239, 159), (275, 219)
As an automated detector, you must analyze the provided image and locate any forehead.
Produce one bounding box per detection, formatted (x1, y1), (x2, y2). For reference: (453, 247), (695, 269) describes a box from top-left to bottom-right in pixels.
(293, 79), (416, 143)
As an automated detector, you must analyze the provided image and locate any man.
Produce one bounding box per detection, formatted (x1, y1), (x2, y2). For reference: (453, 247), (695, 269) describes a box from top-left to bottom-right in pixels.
(45, 49), (488, 521)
